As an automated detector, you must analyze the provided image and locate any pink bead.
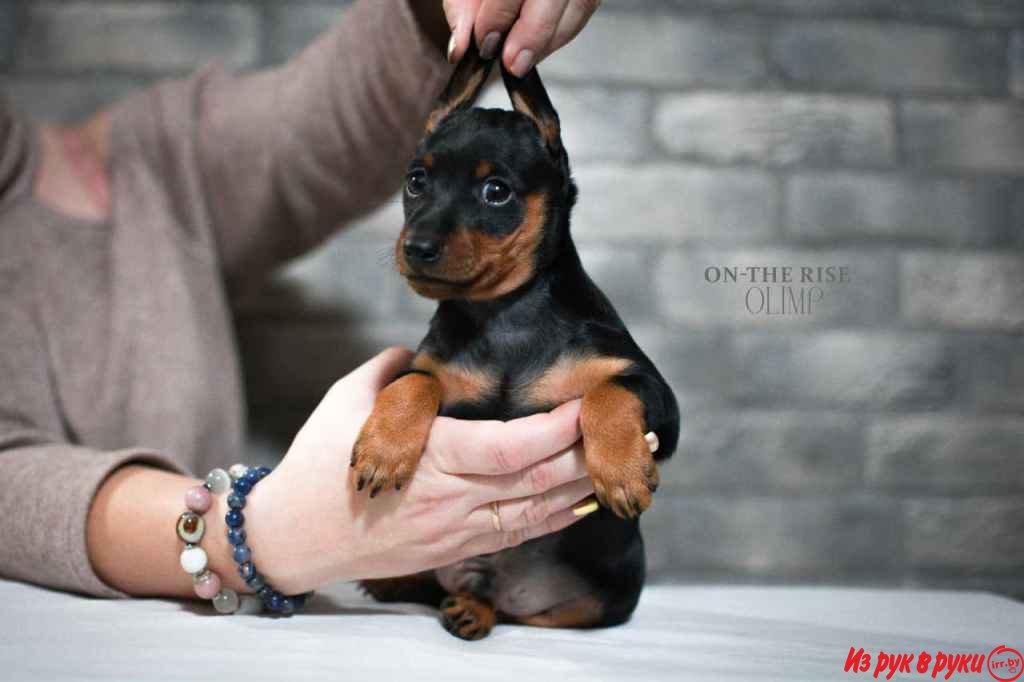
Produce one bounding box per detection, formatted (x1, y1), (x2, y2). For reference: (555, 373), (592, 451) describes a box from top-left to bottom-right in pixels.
(185, 485), (212, 514)
(194, 571), (222, 600)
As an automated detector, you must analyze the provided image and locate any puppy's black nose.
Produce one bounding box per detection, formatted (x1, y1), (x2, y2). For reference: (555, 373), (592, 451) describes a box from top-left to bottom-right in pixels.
(403, 236), (443, 265)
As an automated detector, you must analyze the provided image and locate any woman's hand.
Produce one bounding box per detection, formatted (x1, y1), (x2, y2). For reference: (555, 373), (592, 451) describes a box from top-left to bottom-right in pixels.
(246, 347), (593, 595)
(444, 0), (601, 76)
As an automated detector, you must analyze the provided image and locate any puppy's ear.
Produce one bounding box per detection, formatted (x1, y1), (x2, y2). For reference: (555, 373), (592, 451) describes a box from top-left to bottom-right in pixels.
(501, 64), (562, 158)
(425, 41), (496, 134)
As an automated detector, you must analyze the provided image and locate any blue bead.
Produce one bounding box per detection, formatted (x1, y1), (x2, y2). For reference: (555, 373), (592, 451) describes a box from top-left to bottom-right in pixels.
(232, 477), (252, 495)
(227, 493), (246, 510)
(269, 592), (284, 612)
(225, 510), (244, 528)
(279, 597), (295, 615)
(238, 562), (255, 580)
(246, 573), (266, 591)
(243, 468), (260, 484)
(257, 586), (273, 601)
(227, 528), (246, 546)
(233, 544), (252, 564)
(257, 467), (272, 479)
(291, 593), (307, 610)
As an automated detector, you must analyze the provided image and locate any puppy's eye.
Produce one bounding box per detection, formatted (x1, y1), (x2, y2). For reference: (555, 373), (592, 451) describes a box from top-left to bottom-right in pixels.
(481, 179), (513, 206)
(406, 169), (428, 197)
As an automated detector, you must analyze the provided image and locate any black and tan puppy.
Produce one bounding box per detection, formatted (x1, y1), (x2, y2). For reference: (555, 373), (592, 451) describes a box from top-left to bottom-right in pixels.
(352, 45), (679, 640)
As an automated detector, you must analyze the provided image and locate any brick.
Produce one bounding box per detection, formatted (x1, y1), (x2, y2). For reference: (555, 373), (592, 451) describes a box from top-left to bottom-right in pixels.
(478, 84), (653, 162)
(731, 331), (955, 408)
(654, 248), (898, 327)
(906, 497), (1024, 572)
(267, 2), (350, 64)
(0, 75), (147, 123)
(961, 335), (1024, 412)
(654, 93), (894, 167)
(19, 2), (260, 72)
(238, 322), (424, 408)
(1012, 32), (1024, 99)
(542, 12), (765, 87)
(771, 21), (1006, 94)
(641, 494), (902, 578)
(866, 416), (1024, 493)
(233, 237), (404, 323)
(902, 252), (1024, 331)
(572, 164), (777, 243)
(629, 328), (733, 411)
(901, 100), (1024, 173)
(664, 410), (864, 491)
(788, 173), (1019, 246)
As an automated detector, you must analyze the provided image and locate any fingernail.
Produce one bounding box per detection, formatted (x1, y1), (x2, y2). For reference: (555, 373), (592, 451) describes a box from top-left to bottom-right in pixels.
(447, 33), (457, 63)
(645, 432), (660, 453)
(480, 31), (501, 60)
(572, 497), (599, 517)
(510, 49), (534, 77)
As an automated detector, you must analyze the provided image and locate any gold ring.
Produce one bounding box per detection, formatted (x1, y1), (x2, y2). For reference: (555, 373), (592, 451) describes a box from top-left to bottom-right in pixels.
(490, 501), (502, 532)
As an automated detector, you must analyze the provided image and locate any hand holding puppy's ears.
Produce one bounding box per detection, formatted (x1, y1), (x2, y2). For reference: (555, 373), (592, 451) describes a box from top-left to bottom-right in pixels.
(425, 41), (496, 134)
(501, 63), (563, 158)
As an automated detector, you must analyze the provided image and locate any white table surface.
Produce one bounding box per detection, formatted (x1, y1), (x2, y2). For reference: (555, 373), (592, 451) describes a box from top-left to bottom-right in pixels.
(1, 579), (1021, 681)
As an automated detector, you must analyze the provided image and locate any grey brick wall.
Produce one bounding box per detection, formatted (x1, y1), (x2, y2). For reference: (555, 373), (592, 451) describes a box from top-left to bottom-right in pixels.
(3, 0), (1022, 596)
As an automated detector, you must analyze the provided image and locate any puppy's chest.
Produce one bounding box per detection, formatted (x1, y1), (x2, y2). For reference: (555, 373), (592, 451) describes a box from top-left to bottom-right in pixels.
(420, 352), (632, 418)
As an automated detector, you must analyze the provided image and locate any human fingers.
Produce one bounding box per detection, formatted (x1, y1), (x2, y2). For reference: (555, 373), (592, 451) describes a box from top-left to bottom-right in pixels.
(459, 505), (584, 557)
(460, 444), (588, 505)
(473, 0), (525, 59)
(428, 400), (581, 475)
(547, 0), (600, 56)
(465, 476), (593, 533)
(501, 0), (569, 76)
(443, 0), (482, 63)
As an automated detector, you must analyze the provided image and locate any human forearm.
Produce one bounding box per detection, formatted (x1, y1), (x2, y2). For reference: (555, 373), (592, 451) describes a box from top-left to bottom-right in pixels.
(86, 465), (249, 598)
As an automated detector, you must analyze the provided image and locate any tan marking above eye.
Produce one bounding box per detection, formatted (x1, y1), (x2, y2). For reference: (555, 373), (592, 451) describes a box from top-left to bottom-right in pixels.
(475, 161), (494, 178)
(518, 354), (633, 409)
(413, 353), (499, 406)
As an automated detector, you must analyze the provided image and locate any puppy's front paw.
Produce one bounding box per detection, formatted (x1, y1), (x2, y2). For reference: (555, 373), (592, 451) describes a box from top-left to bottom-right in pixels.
(587, 430), (659, 520)
(349, 417), (422, 497)
(440, 594), (496, 641)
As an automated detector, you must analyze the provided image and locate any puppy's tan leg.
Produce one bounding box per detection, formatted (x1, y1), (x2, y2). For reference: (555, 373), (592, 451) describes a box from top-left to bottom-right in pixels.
(350, 372), (440, 497)
(440, 593), (497, 640)
(581, 381), (659, 519)
(513, 595), (605, 629)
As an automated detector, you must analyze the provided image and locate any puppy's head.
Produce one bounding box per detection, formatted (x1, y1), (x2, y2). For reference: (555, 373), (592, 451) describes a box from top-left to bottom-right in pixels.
(397, 45), (576, 301)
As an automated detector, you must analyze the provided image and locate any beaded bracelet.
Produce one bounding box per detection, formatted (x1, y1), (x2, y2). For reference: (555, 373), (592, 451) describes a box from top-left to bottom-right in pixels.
(176, 463), (310, 615)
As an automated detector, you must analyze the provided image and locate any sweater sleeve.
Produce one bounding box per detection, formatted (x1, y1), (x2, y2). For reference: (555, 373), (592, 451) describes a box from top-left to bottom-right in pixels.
(0, 264), (184, 599)
(193, 0), (451, 288)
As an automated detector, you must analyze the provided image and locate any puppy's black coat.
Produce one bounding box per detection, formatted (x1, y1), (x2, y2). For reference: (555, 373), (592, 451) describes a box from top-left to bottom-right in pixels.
(354, 45), (679, 641)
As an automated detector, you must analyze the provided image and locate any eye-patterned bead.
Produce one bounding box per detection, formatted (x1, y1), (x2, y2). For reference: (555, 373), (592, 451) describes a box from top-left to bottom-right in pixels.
(176, 512), (205, 544)
(228, 463), (249, 480)
(205, 468), (231, 495)
(180, 546), (208, 575)
(212, 588), (240, 615)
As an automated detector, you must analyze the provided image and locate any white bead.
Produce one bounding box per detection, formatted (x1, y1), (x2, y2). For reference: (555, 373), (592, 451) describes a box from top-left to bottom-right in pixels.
(205, 468), (231, 494)
(179, 546), (208, 575)
(235, 595), (264, 615)
(212, 588), (240, 614)
(228, 463), (249, 480)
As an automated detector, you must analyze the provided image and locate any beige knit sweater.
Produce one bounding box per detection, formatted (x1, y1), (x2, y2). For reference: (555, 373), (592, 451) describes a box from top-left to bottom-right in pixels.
(0, 0), (450, 598)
